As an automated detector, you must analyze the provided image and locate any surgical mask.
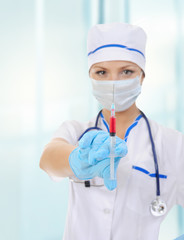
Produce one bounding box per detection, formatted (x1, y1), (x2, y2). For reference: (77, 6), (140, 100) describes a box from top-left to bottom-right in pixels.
(91, 74), (142, 112)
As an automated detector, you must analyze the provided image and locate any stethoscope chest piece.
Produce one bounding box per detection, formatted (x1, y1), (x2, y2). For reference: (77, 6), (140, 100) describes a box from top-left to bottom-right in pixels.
(150, 197), (167, 217)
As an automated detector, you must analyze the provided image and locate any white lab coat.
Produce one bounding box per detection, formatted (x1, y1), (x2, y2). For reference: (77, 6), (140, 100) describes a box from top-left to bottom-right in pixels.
(50, 115), (184, 240)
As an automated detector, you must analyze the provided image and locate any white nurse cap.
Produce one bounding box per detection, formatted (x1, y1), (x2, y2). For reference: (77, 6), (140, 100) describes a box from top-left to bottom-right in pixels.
(87, 22), (147, 72)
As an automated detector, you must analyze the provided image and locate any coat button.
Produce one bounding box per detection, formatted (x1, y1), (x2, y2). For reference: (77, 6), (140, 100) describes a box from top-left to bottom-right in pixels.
(104, 208), (111, 214)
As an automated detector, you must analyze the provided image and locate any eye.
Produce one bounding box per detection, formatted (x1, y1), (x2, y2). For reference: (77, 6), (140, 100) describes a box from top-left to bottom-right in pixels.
(95, 70), (106, 76)
(122, 70), (134, 75)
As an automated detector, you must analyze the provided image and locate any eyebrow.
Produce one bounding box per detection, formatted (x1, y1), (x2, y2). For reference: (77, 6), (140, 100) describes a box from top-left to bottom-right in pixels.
(92, 64), (137, 70)
(92, 66), (107, 70)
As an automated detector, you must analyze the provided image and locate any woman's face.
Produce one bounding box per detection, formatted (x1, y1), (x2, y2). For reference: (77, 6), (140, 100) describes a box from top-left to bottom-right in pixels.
(89, 60), (144, 83)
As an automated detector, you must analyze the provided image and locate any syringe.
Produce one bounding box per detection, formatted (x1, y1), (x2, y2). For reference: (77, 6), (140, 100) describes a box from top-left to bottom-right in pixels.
(109, 103), (116, 180)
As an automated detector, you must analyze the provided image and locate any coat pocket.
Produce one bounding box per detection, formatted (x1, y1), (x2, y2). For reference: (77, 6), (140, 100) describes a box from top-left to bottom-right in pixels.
(125, 165), (167, 216)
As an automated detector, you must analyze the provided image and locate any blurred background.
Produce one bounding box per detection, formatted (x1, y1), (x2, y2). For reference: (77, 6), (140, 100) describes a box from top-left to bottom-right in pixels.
(0, 0), (184, 239)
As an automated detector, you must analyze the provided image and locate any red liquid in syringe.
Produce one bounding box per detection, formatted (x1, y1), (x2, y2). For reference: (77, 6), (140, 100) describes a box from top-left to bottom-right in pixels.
(110, 104), (116, 136)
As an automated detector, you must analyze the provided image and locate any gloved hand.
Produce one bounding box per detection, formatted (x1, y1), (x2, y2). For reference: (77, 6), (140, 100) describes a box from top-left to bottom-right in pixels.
(69, 130), (127, 191)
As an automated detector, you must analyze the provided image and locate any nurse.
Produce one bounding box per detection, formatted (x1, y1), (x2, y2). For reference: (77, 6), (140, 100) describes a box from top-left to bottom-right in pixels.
(40, 23), (184, 240)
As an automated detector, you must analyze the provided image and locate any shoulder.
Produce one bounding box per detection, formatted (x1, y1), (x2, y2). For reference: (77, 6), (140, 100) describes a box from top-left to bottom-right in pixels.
(51, 117), (96, 145)
(149, 118), (183, 139)
(148, 118), (184, 153)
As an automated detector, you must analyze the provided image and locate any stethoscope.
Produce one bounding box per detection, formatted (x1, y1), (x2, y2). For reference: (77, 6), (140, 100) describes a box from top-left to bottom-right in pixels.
(75, 110), (167, 217)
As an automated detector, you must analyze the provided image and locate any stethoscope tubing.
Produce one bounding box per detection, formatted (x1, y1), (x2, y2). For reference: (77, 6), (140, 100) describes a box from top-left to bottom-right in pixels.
(78, 110), (103, 141)
(140, 110), (160, 197)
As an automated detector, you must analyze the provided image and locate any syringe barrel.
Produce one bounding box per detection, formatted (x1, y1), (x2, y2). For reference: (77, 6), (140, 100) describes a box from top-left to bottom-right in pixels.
(110, 136), (116, 179)
(110, 136), (116, 153)
(110, 116), (116, 135)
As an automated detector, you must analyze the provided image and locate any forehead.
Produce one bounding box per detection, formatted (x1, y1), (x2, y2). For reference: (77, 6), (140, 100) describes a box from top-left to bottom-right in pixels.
(91, 60), (139, 69)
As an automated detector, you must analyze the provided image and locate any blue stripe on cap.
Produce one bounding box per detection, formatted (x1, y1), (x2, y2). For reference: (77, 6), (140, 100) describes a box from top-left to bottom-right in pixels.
(88, 44), (145, 58)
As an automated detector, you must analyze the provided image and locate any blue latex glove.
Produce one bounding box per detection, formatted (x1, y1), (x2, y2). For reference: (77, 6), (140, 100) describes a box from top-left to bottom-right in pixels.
(69, 130), (127, 191)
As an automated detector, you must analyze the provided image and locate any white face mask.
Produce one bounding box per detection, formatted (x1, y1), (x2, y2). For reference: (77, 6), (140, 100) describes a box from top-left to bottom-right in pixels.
(91, 74), (142, 112)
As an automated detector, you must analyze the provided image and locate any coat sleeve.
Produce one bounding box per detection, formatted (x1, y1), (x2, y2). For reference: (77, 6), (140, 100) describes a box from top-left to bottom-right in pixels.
(176, 133), (184, 207)
(48, 120), (81, 182)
